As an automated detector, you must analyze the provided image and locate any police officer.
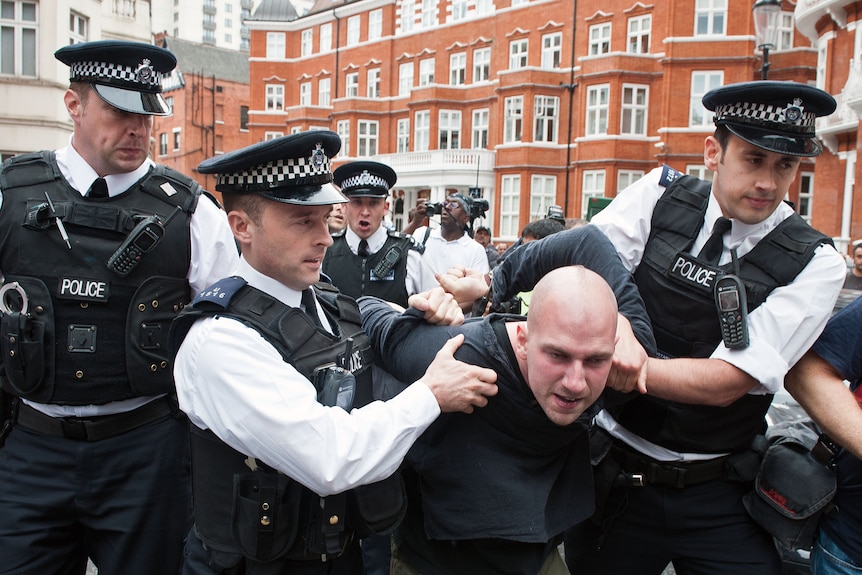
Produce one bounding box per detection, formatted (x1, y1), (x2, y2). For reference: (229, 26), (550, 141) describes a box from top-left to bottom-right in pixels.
(172, 131), (498, 574)
(489, 81), (848, 574)
(323, 160), (423, 308)
(0, 40), (239, 574)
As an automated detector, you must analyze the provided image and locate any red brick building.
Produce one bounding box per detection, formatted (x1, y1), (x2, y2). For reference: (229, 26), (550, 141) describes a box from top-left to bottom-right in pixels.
(153, 35), (252, 200)
(243, 0), (858, 247)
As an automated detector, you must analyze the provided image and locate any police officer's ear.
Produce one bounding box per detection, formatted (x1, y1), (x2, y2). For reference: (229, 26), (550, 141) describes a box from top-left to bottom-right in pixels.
(64, 88), (85, 122)
(704, 135), (722, 171)
(226, 209), (256, 247)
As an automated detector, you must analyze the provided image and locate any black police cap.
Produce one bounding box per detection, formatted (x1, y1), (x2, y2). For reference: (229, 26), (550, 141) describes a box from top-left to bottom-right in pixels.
(55, 40), (176, 116)
(197, 131), (347, 205)
(333, 161), (397, 198)
(702, 80), (836, 157)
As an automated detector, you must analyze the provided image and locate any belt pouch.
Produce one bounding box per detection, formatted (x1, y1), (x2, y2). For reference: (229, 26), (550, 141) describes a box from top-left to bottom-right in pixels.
(232, 471), (301, 562)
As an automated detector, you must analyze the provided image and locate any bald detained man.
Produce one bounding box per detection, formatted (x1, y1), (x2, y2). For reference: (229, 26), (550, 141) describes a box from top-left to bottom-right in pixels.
(359, 266), (638, 575)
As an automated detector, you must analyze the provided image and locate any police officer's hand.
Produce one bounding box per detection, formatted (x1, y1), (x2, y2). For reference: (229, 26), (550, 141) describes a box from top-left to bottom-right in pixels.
(436, 266), (489, 311)
(422, 334), (498, 413)
(408, 287), (464, 325)
(605, 314), (648, 394)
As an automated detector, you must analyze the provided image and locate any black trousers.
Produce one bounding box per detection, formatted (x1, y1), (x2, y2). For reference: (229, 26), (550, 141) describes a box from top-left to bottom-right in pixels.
(0, 412), (192, 575)
(564, 478), (783, 575)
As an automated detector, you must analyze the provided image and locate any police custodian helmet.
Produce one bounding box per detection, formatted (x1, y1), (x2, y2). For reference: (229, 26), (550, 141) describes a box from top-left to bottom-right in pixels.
(55, 40), (177, 116)
(197, 131), (348, 206)
(702, 80), (836, 157)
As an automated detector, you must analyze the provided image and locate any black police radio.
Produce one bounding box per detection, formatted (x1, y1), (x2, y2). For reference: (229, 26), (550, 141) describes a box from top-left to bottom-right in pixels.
(713, 248), (750, 349)
(106, 207), (181, 277)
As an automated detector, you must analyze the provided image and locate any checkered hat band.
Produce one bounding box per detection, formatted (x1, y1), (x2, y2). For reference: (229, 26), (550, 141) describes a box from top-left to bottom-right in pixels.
(340, 173), (390, 190)
(217, 155), (333, 187)
(70, 60), (162, 89)
(715, 102), (815, 135)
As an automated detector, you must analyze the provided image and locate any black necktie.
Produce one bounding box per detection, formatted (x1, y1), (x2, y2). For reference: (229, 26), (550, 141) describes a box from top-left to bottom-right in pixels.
(697, 217), (732, 265)
(358, 239), (370, 258)
(301, 289), (322, 328)
(88, 177), (109, 199)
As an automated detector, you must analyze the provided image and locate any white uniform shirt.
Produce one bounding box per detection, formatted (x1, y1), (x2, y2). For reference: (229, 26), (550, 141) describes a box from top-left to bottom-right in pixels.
(591, 166), (845, 460)
(411, 227), (490, 293)
(343, 226), (425, 296)
(8, 139), (239, 417)
(174, 257), (442, 496)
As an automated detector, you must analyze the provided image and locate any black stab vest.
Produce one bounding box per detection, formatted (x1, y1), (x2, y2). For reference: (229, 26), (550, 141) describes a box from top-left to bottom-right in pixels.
(615, 174), (832, 453)
(323, 232), (413, 308)
(0, 151), (199, 404)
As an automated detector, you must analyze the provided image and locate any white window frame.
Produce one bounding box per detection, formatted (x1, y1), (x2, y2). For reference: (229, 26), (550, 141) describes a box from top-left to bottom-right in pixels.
(585, 84), (609, 136)
(301, 29), (313, 56)
(419, 58), (435, 86)
(627, 14), (650, 54)
(367, 68), (380, 98)
(798, 171), (814, 224)
(452, 0), (467, 21)
(777, 11), (794, 51)
(509, 38), (529, 69)
(500, 175), (521, 238)
(299, 81), (312, 106)
(318, 77), (331, 106)
(694, 0), (726, 36)
(589, 22), (611, 55)
(449, 52), (466, 85)
(159, 132), (168, 156)
(172, 127), (182, 151)
(504, 96), (523, 143)
(401, 0), (415, 33)
(414, 110), (431, 151)
(337, 120), (350, 158)
(368, 9), (383, 40)
(473, 47), (490, 82)
(345, 72), (359, 98)
(1, 0), (37, 76)
(347, 15), (360, 45)
(620, 84), (648, 136)
(320, 23), (332, 52)
(530, 175), (557, 218)
(541, 32), (562, 69)
(689, 71), (723, 127)
(266, 32), (285, 59)
(399, 62), (414, 95)
(357, 120), (379, 157)
(265, 131), (284, 140)
(438, 110), (461, 149)
(617, 170), (644, 192)
(581, 170), (606, 218)
(421, 0), (435, 28)
(533, 95), (559, 143)
(686, 164), (712, 182)
(472, 108), (489, 149)
(69, 10), (88, 44)
(265, 84), (284, 111)
(397, 118), (410, 153)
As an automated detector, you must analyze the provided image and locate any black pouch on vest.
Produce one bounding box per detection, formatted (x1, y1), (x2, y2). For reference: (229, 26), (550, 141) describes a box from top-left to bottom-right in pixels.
(231, 471), (302, 562)
(347, 473), (408, 537)
(742, 421), (837, 551)
(0, 312), (47, 396)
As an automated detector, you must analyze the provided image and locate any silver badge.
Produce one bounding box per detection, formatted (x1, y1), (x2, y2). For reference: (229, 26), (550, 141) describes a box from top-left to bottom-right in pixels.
(784, 98), (804, 123)
(358, 170), (372, 185)
(136, 58), (154, 83)
(310, 143), (326, 168)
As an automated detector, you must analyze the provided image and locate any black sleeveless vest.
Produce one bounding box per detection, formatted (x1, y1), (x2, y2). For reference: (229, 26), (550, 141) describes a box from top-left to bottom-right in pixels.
(323, 231), (413, 307)
(0, 151), (199, 404)
(615, 174), (832, 453)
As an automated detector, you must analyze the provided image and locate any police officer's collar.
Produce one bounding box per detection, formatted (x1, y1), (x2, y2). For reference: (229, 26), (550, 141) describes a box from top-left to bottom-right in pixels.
(345, 225), (387, 255)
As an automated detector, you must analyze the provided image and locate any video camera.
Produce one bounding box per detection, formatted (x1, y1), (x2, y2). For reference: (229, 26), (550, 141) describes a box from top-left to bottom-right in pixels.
(424, 195), (489, 221)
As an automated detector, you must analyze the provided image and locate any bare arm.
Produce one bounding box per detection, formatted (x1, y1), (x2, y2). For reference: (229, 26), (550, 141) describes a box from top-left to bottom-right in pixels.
(786, 349), (862, 459)
(644, 357), (759, 406)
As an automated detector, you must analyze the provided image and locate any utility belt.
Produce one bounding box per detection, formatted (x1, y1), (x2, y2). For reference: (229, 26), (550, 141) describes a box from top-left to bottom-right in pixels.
(608, 443), (736, 489)
(14, 395), (177, 441)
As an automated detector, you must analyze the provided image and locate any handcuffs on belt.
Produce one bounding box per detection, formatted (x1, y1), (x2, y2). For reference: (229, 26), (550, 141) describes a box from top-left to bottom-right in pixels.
(0, 281), (29, 315)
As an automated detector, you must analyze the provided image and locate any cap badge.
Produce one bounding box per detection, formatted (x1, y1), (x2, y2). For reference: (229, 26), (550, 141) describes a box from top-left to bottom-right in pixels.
(310, 143), (326, 168)
(136, 58), (154, 83)
(784, 98), (804, 123)
(358, 170), (373, 185)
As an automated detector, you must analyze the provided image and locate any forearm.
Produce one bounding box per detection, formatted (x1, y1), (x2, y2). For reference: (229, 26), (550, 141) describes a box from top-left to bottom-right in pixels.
(786, 350), (862, 459)
(645, 357), (759, 406)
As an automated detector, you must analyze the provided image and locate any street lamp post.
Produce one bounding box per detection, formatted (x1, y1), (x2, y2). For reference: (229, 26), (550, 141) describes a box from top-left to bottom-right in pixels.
(753, 0), (782, 80)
